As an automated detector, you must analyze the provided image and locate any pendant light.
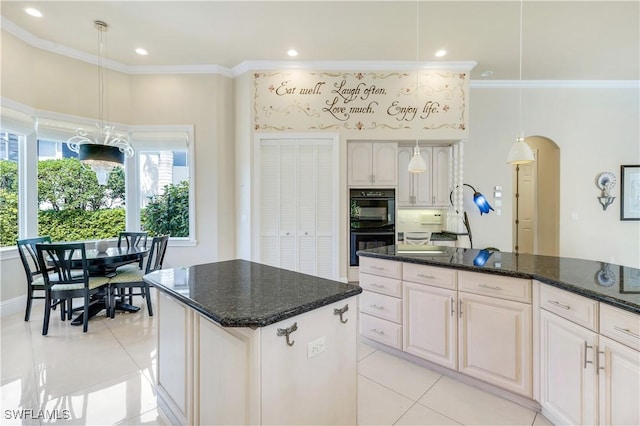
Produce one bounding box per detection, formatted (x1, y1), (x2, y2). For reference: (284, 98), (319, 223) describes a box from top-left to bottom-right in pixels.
(66, 20), (133, 185)
(506, 0), (535, 165)
(408, 0), (427, 173)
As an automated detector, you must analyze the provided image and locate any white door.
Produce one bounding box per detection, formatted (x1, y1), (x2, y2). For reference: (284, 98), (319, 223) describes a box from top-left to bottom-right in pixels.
(403, 282), (457, 370)
(517, 160), (536, 254)
(598, 336), (640, 426)
(539, 309), (597, 426)
(258, 136), (337, 279)
(458, 291), (532, 397)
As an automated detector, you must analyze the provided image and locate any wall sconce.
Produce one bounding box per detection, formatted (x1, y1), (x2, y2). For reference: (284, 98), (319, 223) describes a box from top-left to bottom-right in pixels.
(596, 172), (616, 211)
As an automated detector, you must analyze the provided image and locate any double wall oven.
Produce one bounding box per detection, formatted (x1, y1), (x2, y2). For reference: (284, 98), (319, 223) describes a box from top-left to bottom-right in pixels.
(350, 189), (395, 266)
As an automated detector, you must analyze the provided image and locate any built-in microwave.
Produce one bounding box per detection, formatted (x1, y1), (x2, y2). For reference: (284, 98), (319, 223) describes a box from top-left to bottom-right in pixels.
(349, 189), (395, 231)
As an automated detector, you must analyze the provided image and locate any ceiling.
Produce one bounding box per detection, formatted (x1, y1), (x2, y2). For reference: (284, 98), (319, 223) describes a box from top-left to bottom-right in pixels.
(1, 1), (639, 80)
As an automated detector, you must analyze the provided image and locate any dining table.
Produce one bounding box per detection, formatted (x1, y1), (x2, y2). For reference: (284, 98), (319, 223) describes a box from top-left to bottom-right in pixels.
(66, 244), (150, 325)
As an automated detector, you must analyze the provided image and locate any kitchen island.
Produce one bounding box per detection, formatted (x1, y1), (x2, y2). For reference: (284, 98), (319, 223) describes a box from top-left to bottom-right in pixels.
(143, 260), (362, 426)
(357, 245), (639, 426)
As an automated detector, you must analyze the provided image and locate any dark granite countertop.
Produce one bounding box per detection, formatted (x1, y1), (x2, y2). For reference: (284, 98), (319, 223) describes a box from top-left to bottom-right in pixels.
(429, 232), (459, 241)
(143, 259), (362, 328)
(357, 246), (640, 314)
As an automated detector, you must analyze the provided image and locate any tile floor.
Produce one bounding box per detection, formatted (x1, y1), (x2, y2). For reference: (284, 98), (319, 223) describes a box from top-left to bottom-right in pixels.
(1, 291), (553, 425)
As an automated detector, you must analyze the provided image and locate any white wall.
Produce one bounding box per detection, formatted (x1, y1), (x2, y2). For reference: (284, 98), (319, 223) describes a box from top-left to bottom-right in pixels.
(1, 32), (236, 303)
(466, 86), (640, 267)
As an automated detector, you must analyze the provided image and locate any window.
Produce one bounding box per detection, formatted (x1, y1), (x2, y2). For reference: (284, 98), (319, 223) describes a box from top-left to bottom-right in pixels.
(0, 105), (195, 248)
(0, 132), (20, 247)
(37, 139), (126, 241)
(132, 129), (193, 241)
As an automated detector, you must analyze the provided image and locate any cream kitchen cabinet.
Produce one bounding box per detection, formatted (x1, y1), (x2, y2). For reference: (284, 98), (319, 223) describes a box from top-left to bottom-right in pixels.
(403, 281), (457, 370)
(397, 145), (450, 207)
(359, 256), (403, 350)
(457, 271), (533, 397)
(347, 142), (397, 187)
(402, 266), (532, 397)
(539, 284), (640, 426)
(539, 308), (598, 425)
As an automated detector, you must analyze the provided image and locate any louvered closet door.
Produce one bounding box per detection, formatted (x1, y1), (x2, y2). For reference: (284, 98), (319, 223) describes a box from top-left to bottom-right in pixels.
(279, 144), (298, 272)
(316, 143), (335, 279)
(260, 144), (280, 267)
(298, 144), (317, 276)
(259, 137), (336, 279)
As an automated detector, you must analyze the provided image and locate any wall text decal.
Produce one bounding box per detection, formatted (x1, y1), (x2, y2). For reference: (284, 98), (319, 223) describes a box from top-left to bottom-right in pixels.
(253, 70), (468, 137)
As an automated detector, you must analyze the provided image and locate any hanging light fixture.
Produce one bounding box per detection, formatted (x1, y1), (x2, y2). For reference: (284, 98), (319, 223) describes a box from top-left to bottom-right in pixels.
(408, 0), (427, 174)
(66, 20), (133, 185)
(506, 0), (535, 165)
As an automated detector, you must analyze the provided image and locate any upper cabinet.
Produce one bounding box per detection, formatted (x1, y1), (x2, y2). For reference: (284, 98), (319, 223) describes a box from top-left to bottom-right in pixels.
(398, 145), (451, 208)
(347, 142), (397, 187)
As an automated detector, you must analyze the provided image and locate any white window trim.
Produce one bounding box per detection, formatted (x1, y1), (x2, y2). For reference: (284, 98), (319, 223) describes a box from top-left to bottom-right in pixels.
(0, 97), (197, 247)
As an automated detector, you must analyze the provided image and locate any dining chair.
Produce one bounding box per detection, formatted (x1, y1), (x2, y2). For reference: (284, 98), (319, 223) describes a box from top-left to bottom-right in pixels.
(107, 235), (169, 318)
(35, 242), (111, 335)
(117, 231), (148, 249)
(17, 236), (54, 321)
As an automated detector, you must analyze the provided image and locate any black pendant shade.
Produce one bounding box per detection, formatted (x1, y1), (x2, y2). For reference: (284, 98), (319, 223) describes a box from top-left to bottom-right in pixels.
(78, 144), (124, 165)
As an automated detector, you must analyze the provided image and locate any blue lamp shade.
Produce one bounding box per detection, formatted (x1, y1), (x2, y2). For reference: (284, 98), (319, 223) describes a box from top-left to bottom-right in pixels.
(473, 249), (493, 266)
(472, 191), (494, 215)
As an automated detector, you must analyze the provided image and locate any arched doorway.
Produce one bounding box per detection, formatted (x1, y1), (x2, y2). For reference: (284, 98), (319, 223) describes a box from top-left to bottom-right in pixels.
(513, 136), (560, 255)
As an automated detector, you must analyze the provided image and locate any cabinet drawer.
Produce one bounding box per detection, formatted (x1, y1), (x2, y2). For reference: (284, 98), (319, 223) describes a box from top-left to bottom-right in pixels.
(360, 291), (402, 324)
(403, 263), (457, 290)
(359, 313), (402, 350)
(458, 271), (531, 303)
(359, 273), (402, 298)
(540, 285), (598, 331)
(600, 304), (640, 351)
(359, 257), (402, 279)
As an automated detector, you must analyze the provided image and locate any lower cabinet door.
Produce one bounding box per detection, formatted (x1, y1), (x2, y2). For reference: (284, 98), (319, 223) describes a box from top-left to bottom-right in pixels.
(598, 336), (640, 426)
(458, 291), (532, 397)
(540, 309), (598, 426)
(403, 282), (457, 370)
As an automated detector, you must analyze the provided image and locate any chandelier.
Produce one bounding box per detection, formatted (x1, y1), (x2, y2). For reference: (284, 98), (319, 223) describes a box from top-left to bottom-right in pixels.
(66, 20), (133, 185)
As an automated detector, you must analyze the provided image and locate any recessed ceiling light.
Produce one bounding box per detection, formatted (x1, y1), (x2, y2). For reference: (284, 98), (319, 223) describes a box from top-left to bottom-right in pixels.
(135, 48), (148, 56)
(481, 70), (494, 77)
(287, 49), (298, 57)
(435, 49), (447, 57)
(25, 8), (42, 17)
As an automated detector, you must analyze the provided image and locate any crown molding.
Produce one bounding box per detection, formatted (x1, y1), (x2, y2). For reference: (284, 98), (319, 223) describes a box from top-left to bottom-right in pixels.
(232, 60), (478, 76)
(471, 80), (640, 89)
(3, 16), (638, 89)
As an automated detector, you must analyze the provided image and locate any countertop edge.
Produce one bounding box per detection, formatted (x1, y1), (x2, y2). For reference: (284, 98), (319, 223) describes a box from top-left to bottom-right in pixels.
(357, 251), (640, 315)
(144, 275), (362, 328)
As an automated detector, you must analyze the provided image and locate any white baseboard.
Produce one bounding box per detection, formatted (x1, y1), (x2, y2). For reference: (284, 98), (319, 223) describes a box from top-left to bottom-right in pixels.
(0, 295), (26, 317)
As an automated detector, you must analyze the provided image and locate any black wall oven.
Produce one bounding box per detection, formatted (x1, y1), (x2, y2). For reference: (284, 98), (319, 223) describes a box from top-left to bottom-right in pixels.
(350, 189), (395, 266)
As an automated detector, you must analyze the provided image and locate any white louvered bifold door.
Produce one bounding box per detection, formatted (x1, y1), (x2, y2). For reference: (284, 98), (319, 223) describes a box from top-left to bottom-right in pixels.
(259, 137), (336, 279)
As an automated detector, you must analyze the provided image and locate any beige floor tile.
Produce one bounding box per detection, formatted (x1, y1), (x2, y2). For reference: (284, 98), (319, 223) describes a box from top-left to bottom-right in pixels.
(357, 375), (414, 426)
(357, 340), (377, 361)
(358, 350), (442, 401)
(38, 371), (158, 425)
(395, 403), (461, 426)
(1, 374), (40, 416)
(115, 407), (171, 426)
(418, 376), (537, 426)
(34, 343), (141, 403)
(533, 412), (554, 425)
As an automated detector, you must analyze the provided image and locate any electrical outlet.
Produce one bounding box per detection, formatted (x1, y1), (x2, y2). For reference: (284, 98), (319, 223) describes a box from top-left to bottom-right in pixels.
(307, 336), (326, 358)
